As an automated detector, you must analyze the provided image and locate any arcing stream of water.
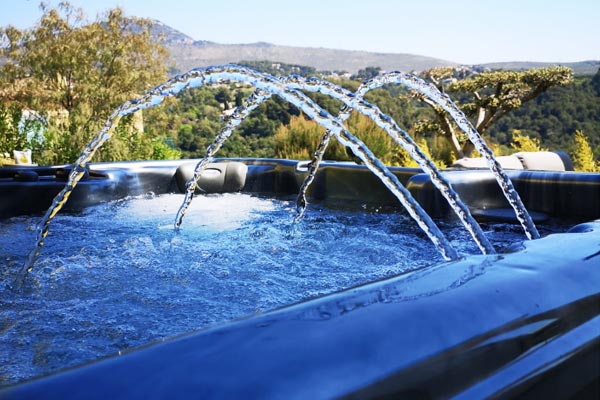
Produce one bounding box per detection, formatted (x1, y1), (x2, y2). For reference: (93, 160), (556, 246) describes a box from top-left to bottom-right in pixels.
(358, 72), (540, 241)
(174, 88), (271, 228)
(177, 74), (495, 255)
(283, 75), (497, 255)
(14, 65), (539, 288)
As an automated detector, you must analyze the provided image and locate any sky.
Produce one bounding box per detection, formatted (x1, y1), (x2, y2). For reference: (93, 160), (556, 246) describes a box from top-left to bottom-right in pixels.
(0, 0), (598, 64)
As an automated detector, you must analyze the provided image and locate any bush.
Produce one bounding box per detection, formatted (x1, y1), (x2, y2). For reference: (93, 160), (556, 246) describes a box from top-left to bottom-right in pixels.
(274, 116), (347, 160)
(0, 104), (46, 163)
(152, 140), (182, 160)
(571, 130), (597, 172)
(510, 129), (545, 152)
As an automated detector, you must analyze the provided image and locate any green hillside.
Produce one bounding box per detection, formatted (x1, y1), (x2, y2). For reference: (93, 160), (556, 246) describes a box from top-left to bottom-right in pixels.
(488, 71), (600, 155)
(144, 64), (600, 163)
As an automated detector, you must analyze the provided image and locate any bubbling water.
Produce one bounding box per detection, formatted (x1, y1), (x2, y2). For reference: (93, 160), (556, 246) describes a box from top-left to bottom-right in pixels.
(3, 193), (557, 386)
(14, 65), (539, 288)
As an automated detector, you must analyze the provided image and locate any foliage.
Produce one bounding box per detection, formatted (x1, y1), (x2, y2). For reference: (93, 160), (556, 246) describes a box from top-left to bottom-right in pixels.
(140, 66), (599, 168)
(343, 111), (403, 165)
(158, 85), (297, 159)
(571, 130), (597, 172)
(393, 137), (447, 169)
(351, 66), (382, 81)
(0, 104), (45, 158)
(510, 129), (545, 152)
(152, 139), (182, 160)
(2, 9), (597, 169)
(590, 68), (600, 96)
(0, 104), (27, 153)
(415, 66), (573, 158)
(0, 153), (11, 165)
(274, 116), (346, 160)
(489, 70), (600, 157)
(0, 2), (169, 164)
(271, 111), (452, 168)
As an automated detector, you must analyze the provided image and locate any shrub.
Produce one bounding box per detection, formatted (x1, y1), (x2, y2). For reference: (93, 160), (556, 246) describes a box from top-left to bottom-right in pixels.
(510, 129), (545, 152)
(571, 130), (597, 172)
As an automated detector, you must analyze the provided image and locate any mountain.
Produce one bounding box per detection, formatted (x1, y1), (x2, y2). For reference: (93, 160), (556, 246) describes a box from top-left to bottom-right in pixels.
(147, 19), (195, 46)
(148, 22), (456, 74)
(165, 41), (457, 74)
(151, 22), (599, 76)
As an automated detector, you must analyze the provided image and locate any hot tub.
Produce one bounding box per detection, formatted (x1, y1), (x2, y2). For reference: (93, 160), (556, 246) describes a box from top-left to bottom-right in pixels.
(1, 158), (599, 399)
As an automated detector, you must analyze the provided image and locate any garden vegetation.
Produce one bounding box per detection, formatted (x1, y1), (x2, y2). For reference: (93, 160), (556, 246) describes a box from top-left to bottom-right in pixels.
(1, 3), (599, 172)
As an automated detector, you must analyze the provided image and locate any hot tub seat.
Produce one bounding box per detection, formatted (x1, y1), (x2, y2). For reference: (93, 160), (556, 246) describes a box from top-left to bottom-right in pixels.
(451, 151), (574, 172)
(175, 161), (248, 194)
(407, 169), (600, 221)
(0, 160), (255, 217)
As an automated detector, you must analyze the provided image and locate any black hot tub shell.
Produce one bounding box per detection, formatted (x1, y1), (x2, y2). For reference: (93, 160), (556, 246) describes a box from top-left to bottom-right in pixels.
(0, 159), (599, 399)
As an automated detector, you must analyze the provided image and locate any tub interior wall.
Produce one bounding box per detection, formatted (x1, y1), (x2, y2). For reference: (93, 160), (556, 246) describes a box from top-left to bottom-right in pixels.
(3, 158), (600, 221)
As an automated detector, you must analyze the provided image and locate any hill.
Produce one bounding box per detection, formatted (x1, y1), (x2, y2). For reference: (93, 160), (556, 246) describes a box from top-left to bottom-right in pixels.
(166, 41), (456, 74)
(146, 20), (454, 74)
(149, 21), (598, 76)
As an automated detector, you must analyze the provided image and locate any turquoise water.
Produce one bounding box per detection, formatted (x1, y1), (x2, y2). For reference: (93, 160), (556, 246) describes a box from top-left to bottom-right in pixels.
(0, 193), (561, 387)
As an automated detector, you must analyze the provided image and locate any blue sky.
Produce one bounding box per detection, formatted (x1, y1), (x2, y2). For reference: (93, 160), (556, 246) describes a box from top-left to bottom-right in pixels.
(1, 0), (598, 64)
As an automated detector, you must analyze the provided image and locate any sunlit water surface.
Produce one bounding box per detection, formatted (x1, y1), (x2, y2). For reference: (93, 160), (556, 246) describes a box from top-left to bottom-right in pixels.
(0, 193), (562, 386)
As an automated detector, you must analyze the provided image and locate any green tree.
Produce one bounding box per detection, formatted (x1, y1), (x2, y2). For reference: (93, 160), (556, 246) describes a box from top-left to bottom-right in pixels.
(343, 111), (402, 165)
(0, 2), (169, 164)
(415, 66), (573, 158)
(489, 73), (600, 156)
(272, 111), (447, 167)
(351, 66), (382, 81)
(152, 139), (182, 160)
(238, 60), (317, 77)
(591, 68), (600, 96)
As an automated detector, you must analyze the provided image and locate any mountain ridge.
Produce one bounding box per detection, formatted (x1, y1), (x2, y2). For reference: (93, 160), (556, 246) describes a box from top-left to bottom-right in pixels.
(148, 20), (598, 75)
(167, 41), (459, 74)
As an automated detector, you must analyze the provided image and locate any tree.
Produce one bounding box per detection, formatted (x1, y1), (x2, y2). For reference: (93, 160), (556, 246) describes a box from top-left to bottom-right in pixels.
(0, 104), (44, 157)
(343, 111), (403, 165)
(415, 66), (573, 158)
(272, 112), (442, 167)
(571, 130), (597, 172)
(351, 66), (382, 81)
(0, 2), (169, 164)
(487, 73), (600, 156)
(511, 129), (545, 152)
(591, 68), (600, 96)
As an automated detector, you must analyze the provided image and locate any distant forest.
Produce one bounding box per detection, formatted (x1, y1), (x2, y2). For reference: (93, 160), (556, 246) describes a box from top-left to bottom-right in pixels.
(144, 62), (600, 162)
(489, 73), (600, 153)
